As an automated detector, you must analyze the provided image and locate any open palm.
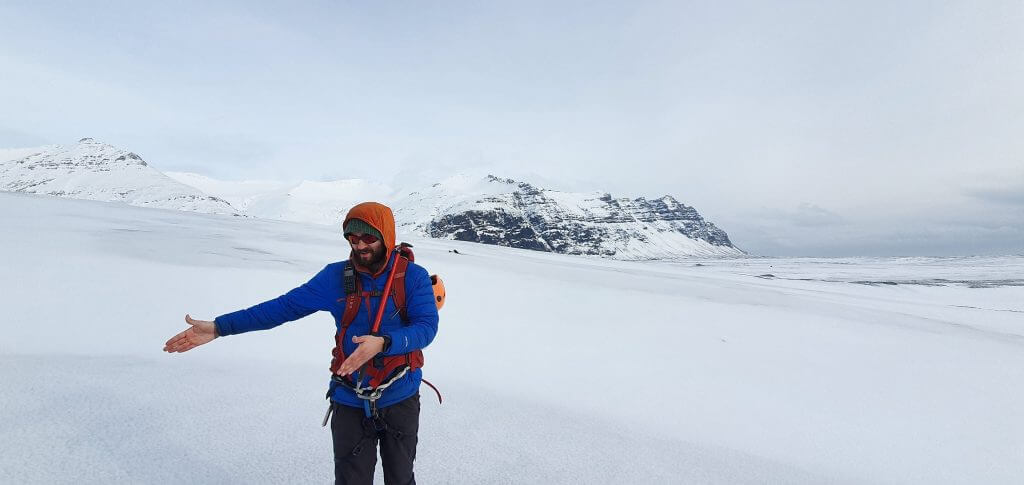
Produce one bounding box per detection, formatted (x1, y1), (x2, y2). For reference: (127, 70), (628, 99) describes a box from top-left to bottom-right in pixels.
(164, 314), (217, 353)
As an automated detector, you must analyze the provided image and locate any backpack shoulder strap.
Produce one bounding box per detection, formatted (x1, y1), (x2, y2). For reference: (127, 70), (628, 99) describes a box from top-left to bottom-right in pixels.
(330, 262), (363, 374)
(390, 255), (411, 324)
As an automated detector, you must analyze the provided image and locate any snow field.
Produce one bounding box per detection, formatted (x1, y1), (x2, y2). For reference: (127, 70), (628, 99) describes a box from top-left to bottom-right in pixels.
(1, 191), (1022, 484)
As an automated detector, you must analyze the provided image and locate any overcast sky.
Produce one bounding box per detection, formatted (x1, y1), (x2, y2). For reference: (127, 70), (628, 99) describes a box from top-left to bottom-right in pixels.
(1, 0), (1021, 257)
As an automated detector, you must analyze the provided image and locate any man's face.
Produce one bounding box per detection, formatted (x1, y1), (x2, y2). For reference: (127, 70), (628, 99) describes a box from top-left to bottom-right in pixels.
(349, 233), (387, 267)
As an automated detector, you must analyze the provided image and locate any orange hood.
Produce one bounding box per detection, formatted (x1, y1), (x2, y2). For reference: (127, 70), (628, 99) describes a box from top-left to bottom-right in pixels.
(343, 202), (397, 253)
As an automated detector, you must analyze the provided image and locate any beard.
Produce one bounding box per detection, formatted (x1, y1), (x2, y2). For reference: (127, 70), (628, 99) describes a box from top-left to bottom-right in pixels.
(355, 243), (387, 268)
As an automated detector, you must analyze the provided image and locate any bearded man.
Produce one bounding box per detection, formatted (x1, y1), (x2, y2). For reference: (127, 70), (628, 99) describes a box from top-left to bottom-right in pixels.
(164, 202), (439, 485)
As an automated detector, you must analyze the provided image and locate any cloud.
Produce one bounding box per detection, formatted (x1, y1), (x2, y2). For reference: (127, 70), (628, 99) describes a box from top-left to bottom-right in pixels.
(2, 1), (1021, 258)
(729, 217), (1024, 257)
(721, 198), (1024, 257)
(750, 203), (846, 228)
(963, 179), (1024, 207)
(0, 128), (51, 148)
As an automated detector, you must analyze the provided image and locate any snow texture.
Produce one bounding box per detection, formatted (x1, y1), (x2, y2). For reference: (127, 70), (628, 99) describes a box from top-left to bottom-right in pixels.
(1, 192), (1022, 484)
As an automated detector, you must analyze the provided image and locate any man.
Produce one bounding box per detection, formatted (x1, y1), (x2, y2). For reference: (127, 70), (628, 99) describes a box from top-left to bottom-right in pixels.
(164, 201), (439, 485)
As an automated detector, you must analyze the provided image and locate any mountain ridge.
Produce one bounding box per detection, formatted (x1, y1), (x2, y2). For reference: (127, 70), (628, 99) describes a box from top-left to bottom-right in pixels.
(1, 139), (744, 259)
(399, 173), (742, 259)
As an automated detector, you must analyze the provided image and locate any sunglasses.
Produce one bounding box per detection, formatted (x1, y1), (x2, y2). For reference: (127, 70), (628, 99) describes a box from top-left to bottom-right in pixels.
(346, 233), (380, 245)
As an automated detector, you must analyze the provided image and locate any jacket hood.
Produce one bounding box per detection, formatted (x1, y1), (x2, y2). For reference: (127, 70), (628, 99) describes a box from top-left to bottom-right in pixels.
(343, 202), (396, 253)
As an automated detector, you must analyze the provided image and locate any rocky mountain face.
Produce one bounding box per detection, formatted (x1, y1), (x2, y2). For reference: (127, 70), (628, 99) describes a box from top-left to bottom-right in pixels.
(396, 175), (743, 259)
(0, 138), (237, 215)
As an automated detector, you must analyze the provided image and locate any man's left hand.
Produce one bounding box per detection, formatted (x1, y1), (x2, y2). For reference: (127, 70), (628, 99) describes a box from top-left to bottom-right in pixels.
(334, 335), (386, 376)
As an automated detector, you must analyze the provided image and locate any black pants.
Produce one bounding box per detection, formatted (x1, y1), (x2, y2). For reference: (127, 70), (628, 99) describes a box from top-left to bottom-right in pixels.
(331, 394), (420, 485)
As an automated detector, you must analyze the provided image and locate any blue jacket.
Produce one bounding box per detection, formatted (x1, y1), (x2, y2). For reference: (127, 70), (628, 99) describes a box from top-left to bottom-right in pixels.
(214, 257), (439, 408)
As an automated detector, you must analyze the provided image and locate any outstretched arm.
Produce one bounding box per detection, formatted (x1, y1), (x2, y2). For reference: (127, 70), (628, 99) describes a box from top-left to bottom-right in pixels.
(163, 314), (218, 353)
(212, 264), (338, 337)
(163, 264), (339, 353)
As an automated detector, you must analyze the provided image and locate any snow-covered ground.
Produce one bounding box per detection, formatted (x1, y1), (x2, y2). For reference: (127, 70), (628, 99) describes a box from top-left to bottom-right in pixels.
(1, 191), (1022, 484)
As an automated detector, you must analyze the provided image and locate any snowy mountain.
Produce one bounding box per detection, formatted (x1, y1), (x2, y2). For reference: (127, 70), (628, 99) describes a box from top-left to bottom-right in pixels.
(165, 172), (393, 226)
(2, 139), (742, 259)
(168, 172), (744, 259)
(395, 174), (744, 259)
(0, 138), (238, 215)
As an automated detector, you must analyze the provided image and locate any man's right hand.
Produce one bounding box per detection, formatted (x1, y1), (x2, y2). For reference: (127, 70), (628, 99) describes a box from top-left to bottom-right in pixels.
(164, 314), (218, 353)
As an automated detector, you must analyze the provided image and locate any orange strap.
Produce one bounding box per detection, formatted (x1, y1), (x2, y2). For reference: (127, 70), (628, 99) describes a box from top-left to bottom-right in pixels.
(369, 252), (399, 335)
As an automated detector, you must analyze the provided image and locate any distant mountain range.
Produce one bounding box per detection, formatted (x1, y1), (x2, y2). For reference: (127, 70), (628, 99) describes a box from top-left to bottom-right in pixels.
(1, 139), (745, 258)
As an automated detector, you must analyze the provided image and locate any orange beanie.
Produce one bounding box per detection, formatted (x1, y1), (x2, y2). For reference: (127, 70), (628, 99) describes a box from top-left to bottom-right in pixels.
(343, 202), (396, 253)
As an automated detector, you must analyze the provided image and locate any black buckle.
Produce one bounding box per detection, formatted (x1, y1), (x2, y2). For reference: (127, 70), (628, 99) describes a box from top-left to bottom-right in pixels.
(343, 264), (356, 294)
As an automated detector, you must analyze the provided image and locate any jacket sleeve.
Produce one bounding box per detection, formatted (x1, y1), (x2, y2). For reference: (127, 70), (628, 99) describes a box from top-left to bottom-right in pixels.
(383, 263), (439, 355)
(214, 265), (336, 336)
